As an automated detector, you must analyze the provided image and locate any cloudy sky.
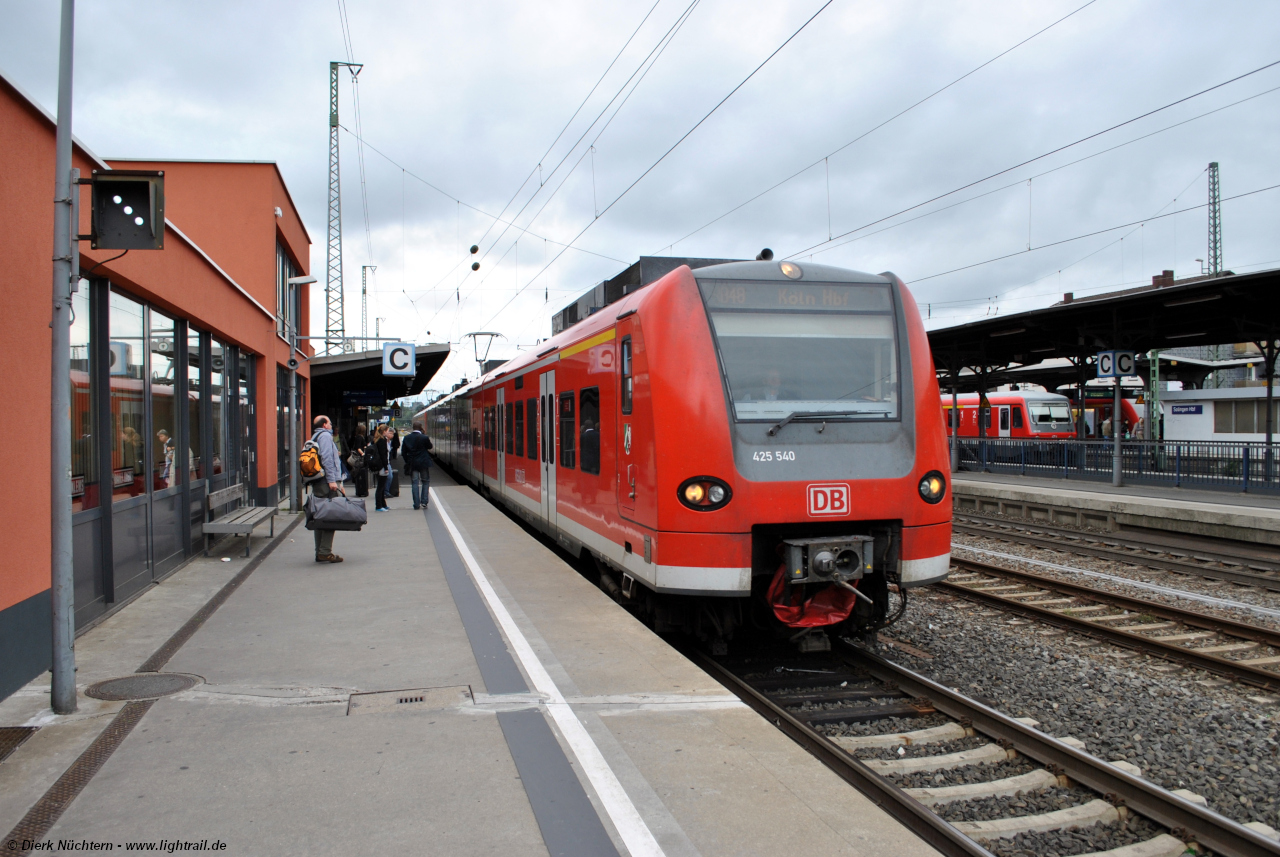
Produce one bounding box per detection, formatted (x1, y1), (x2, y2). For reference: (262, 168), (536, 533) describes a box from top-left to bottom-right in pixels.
(4, 0), (1278, 393)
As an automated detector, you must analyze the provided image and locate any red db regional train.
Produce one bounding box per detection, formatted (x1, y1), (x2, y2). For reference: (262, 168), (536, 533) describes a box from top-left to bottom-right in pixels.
(943, 391), (1078, 439)
(425, 259), (952, 650)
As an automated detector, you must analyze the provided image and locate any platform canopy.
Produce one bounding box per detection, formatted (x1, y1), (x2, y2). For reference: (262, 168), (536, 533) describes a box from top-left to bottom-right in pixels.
(309, 342), (451, 420)
(926, 267), (1280, 393)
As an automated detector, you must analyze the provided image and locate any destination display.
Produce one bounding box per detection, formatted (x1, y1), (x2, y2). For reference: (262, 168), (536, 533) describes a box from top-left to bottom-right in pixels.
(699, 279), (892, 313)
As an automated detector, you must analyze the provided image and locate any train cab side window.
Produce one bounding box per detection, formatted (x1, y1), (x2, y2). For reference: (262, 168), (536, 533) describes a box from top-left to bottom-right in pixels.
(504, 402), (514, 453)
(1011, 407), (1024, 429)
(620, 336), (633, 414)
(527, 398), (538, 460)
(514, 402), (524, 457)
(579, 387), (600, 475)
(559, 391), (576, 469)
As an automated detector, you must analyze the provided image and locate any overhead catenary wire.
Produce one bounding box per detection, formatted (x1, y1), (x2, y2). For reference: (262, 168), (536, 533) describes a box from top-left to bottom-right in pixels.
(806, 82), (1280, 260)
(657, 0), (1100, 253)
(908, 182), (1280, 284)
(463, 0), (702, 283)
(480, 0), (837, 330)
(785, 56), (1280, 259)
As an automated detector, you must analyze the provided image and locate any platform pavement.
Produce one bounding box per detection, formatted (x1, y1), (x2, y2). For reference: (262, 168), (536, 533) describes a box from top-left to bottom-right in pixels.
(0, 468), (941, 857)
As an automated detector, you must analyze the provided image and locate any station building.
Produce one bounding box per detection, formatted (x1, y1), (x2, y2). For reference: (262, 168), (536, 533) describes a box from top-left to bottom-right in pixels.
(0, 71), (314, 700)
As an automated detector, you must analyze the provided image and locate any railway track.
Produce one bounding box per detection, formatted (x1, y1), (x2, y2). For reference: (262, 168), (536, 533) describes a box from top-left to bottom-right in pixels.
(697, 641), (1280, 857)
(942, 557), (1280, 692)
(953, 513), (1280, 592)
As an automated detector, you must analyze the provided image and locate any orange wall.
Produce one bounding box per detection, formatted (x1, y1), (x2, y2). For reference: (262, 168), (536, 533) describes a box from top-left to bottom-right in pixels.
(0, 77), (311, 614)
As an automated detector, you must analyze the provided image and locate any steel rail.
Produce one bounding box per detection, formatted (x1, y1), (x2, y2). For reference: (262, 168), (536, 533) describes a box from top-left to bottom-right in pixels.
(944, 559), (1280, 692)
(691, 651), (996, 857)
(953, 517), (1280, 590)
(839, 641), (1280, 857)
(953, 513), (1280, 569)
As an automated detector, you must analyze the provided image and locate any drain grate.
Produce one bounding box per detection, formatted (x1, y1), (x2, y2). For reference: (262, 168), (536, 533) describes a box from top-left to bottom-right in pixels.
(347, 686), (472, 716)
(0, 727), (36, 764)
(4, 700), (153, 849)
(86, 673), (201, 701)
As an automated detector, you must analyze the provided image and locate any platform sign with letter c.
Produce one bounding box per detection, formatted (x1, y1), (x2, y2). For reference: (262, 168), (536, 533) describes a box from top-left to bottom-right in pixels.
(382, 342), (416, 376)
(1096, 350), (1136, 378)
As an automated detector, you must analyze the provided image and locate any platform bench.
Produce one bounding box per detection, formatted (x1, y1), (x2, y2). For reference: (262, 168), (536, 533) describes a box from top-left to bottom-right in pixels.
(203, 483), (276, 557)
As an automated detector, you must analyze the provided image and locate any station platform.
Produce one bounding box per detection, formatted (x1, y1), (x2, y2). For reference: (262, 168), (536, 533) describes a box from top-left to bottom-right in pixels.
(953, 471), (1280, 546)
(0, 467), (938, 856)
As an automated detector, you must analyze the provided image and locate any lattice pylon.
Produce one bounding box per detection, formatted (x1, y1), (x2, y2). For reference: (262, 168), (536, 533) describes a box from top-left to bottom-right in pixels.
(1207, 161), (1222, 276)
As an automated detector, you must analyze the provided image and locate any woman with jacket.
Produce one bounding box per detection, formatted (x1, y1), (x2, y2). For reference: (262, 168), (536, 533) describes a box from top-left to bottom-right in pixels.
(372, 424), (392, 512)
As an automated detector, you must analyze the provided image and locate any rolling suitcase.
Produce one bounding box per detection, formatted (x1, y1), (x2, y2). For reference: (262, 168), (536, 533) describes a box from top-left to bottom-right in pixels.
(387, 469), (400, 498)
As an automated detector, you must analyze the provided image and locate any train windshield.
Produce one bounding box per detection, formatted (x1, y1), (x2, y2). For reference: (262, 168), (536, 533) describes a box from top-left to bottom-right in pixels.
(1029, 401), (1073, 429)
(698, 279), (899, 422)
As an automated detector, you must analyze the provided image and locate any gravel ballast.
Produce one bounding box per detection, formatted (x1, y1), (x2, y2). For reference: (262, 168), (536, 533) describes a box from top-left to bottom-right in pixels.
(886, 755), (1037, 789)
(985, 814), (1169, 857)
(884, 587), (1280, 828)
(933, 785), (1091, 823)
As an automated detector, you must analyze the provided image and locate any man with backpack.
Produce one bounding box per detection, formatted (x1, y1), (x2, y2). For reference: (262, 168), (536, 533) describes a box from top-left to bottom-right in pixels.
(304, 414), (347, 562)
(400, 421), (434, 510)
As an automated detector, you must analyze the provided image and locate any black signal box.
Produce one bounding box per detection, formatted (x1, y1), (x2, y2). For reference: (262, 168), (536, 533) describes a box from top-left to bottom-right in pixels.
(91, 170), (165, 250)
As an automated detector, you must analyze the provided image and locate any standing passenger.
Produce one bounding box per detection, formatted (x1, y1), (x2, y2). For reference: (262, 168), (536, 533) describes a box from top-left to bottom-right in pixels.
(348, 423), (369, 497)
(309, 415), (347, 563)
(372, 424), (392, 512)
(401, 421), (434, 510)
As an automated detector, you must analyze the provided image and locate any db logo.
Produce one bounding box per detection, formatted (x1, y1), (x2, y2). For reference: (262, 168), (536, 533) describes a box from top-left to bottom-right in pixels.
(807, 483), (850, 517)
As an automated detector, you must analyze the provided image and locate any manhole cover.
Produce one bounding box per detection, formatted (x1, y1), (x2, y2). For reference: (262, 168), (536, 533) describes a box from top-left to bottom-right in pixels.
(86, 673), (201, 701)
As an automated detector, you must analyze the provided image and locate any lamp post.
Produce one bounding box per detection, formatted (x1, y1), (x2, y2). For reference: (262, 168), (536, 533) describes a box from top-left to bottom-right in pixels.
(286, 275), (317, 513)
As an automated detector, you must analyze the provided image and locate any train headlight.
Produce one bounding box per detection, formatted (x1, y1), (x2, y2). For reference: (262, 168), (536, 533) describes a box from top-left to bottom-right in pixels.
(678, 477), (733, 511)
(779, 261), (803, 280)
(918, 470), (946, 504)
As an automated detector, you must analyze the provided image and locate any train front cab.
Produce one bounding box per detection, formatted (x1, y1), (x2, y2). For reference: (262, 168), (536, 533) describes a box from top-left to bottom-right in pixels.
(425, 259), (952, 644)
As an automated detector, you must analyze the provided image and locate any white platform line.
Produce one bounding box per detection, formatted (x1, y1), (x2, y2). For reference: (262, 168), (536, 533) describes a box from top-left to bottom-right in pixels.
(953, 544), (1280, 620)
(430, 489), (666, 857)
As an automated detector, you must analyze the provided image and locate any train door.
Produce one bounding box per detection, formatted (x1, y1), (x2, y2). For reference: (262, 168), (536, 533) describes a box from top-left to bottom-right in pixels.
(496, 387), (506, 495)
(540, 370), (557, 530)
(997, 406), (1011, 437)
(616, 324), (635, 516)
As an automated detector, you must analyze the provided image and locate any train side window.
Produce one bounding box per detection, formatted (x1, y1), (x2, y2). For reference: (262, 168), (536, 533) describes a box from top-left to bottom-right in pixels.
(504, 402), (514, 453)
(620, 336), (633, 414)
(579, 387), (600, 475)
(999, 407), (1010, 431)
(527, 398), (538, 460)
(559, 391), (576, 469)
(981, 408), (991, 430)
(1011, 407), (1024, 429)
(514, 401), (524, 457)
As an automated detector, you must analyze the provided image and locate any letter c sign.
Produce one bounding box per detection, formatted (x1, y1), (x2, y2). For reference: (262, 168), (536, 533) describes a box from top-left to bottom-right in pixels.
(807, 483), (850, 517)
(382, 342), (416, 376)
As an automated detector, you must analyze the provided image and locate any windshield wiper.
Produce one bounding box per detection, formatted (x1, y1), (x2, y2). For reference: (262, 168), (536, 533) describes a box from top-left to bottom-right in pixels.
(766, 410), (866, 436)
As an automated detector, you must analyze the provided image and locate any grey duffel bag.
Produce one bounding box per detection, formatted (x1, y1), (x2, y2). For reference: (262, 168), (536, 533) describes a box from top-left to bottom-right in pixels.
(304, 494), (367, 531)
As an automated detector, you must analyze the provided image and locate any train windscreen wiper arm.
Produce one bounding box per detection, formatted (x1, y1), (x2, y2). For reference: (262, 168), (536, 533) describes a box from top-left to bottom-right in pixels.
(766, 411), (863, 436)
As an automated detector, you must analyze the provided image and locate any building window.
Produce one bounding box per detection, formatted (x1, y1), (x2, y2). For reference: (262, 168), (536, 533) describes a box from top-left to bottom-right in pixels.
(1215, 400), (1278, 434)
(70, 287), (98, 511)
(211, 340), (227, 478)
(189, 331), (205, 480)
(580, 387), (600, 475)
(276, 242), (298, 338)
(149, 309), (180, 489)
(109, 289), (146, 501)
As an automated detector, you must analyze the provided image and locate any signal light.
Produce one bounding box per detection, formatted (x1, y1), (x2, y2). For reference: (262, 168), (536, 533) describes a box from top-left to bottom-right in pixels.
(918, 470), (946, 504)
(90, 170), (165, 250)
(677, 477), (732, 511)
